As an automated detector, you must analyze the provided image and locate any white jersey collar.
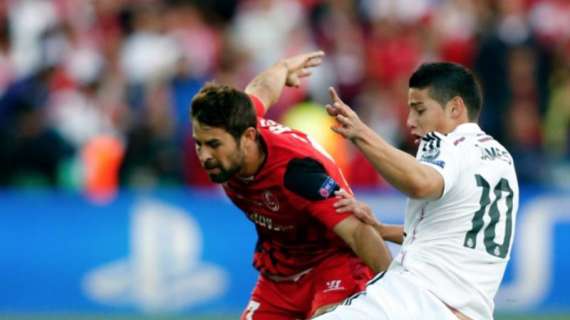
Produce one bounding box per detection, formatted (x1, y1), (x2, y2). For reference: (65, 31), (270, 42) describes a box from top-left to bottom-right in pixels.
(451, 122), (483, 135)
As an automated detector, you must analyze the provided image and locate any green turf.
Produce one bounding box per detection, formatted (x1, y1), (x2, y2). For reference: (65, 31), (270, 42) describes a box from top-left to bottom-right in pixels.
(1, 314), (569, 320)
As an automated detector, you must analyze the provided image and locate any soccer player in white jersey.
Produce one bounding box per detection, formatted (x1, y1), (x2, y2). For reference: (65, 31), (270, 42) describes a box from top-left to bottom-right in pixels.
(315, 62), (519, 320)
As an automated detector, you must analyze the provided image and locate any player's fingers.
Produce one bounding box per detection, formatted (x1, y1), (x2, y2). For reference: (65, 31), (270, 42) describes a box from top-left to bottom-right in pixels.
(336, 114), (352, 126)
(336, 205), (355, 213)
(325, 105), (340, 116)
(305, 50), (325, 60)
(297, 69), (312, 78)
(353, 210), (368, 220)
(305, 57), (323, 67)
(356, 214), (375, 225)
(334, 189), (349, 198)
(333, 198), (353, 208)
(331, 125), (349, 138)
(288, 76), (300, 87)
(328, 87), (343, 103)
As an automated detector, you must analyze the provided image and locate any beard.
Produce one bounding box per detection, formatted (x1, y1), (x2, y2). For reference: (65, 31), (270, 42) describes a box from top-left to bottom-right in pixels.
(204, 154), (243, 184)
(208, 164), (241, 183)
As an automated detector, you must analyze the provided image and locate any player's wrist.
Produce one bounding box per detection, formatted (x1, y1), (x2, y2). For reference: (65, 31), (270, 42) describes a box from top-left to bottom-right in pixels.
(372, 220), (384, 233)
(350, 124), (369, 145)
(276, 59), (290, 74)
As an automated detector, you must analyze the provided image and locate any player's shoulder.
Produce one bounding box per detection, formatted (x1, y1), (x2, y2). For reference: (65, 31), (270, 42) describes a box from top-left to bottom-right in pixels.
(419, 131), (455, 156)
(283, 157), (340, 201)
(420, 131), (449, 146)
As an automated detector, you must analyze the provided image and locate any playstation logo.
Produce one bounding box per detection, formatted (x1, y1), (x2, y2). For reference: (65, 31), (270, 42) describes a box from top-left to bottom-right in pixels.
(82, 199), (228, 312)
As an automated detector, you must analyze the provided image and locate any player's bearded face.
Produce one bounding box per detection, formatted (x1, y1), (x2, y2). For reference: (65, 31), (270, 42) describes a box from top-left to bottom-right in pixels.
(203, 142), (244, 183)
(192, 122), (245, 183)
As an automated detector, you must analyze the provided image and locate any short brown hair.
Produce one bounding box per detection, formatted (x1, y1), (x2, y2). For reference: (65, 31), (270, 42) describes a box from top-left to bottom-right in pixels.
(191, 82), (257, 140)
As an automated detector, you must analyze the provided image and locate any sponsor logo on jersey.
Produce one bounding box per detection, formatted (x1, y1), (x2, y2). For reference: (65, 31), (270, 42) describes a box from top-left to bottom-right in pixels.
(324, 280), (345, 292)
(319, 177), (337, 198)
(263, 190), (279, 212)
(248, 212), (293, 232)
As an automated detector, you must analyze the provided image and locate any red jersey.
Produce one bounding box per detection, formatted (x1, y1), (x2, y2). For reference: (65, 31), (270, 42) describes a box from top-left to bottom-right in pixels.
(223, 96), (354, 278)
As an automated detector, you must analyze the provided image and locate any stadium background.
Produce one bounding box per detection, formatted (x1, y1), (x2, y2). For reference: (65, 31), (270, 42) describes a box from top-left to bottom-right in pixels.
(0, 0), (569, 319)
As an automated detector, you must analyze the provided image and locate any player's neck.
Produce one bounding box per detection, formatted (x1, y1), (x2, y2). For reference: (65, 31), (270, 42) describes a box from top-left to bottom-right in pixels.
(238, 136), (266, 178)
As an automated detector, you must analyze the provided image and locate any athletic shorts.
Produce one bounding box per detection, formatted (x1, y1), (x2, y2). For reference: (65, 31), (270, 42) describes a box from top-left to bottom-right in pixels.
(240, 253), (373, 320)
(313, 265), (458, 320)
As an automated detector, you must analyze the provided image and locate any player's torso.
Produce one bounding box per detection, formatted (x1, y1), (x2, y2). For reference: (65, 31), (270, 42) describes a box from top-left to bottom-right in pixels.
(404, 130), (519, 254)
(399, 127), (519, 319)
(223, 119), (350, 276)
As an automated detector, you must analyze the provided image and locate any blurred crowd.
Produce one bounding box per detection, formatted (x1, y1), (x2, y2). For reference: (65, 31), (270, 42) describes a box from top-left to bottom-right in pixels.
(0, 0), (569, 196)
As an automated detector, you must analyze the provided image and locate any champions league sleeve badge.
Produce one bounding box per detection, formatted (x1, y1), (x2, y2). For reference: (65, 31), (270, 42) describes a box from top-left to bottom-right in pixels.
(319, 177), (338, 199)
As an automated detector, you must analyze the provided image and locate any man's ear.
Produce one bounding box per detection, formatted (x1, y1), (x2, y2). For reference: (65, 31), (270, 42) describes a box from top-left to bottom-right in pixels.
(242, 127), (258, 144)
(449, 96), (466, 120)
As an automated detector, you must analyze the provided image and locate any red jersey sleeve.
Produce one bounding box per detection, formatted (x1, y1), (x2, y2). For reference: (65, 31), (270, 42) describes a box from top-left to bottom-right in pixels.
(249, 94), (266, 117)
(283, 158), (352, 230)
(306, 198), (352, 230)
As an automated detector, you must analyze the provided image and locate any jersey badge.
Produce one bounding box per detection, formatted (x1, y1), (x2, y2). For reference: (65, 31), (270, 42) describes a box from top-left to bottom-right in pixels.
(421, 132), (442, 160)
(263, 190), (279, 212)
(421, 147), (440, 160)
(319, 177), (338, 198)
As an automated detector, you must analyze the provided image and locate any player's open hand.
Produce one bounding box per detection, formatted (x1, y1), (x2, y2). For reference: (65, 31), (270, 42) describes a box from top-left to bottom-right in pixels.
(281, 50), (325, 88)
(326, 87), (365, 141)
(333, 189), (380, 227)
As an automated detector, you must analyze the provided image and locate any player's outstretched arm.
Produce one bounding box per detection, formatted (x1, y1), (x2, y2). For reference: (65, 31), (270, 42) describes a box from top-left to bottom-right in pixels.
(244, 50), (324, 111)
(334, 190), (404, 245)
(326, 87), (444, 199)
(333, 215), (392, 273)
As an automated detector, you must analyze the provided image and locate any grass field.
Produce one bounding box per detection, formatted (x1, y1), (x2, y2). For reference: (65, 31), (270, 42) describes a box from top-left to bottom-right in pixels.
(1, 314), (570, 320)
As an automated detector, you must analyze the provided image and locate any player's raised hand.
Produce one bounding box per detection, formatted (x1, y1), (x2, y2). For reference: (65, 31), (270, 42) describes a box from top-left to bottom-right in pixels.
(333, 189), (380, 227)
(326, 87), (366, 141)
(281, 50), (325, 88)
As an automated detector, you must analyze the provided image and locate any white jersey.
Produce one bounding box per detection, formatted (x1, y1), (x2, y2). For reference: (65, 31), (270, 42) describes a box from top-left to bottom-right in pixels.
(394, 123), (519, 319)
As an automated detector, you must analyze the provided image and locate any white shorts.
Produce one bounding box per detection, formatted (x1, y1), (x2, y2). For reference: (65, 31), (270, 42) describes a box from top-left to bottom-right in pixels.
(313, 267), (458, 320)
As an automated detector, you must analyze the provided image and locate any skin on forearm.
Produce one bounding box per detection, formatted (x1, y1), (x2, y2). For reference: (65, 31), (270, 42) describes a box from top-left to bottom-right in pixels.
(334, 216), (392, 273)
(244, 61), (288, 109)
(375, 224), (404, 245)
(352, 223), (392, 273)
(353, 126), (443, 199)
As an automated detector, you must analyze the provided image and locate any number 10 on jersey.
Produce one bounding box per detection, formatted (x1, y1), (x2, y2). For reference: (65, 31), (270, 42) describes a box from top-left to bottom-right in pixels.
(463, 175), (514, 258)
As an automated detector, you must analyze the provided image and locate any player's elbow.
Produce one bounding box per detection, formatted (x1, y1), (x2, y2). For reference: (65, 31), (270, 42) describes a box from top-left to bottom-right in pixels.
(407, 170), (443, 199)
(408, 181), (433, 198)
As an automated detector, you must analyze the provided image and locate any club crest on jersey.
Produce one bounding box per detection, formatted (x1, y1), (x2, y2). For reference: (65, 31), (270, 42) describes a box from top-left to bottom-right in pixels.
(421, 148), (440, 160)
(319, 177), (337, 198)
(263, 190), (279, 212)
(421, 132), (442, 160)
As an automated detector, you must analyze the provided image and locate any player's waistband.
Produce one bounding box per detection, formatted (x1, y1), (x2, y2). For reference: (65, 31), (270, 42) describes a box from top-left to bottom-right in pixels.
(263, 267), (313, 283)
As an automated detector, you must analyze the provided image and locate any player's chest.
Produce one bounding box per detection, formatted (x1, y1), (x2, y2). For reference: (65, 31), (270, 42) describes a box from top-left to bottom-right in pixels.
(225, 184), (305, 231)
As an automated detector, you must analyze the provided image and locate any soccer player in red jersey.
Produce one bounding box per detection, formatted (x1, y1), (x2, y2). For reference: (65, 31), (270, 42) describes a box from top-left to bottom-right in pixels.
(191, 51), (391, 319)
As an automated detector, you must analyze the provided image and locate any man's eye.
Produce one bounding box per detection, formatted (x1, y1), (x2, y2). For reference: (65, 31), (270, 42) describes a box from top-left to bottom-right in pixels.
(417, 109), (425, 115)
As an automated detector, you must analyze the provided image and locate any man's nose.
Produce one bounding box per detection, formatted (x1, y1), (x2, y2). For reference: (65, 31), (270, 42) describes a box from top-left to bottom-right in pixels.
(196, 147), (212, 164)
(406, 115), (416, 129)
